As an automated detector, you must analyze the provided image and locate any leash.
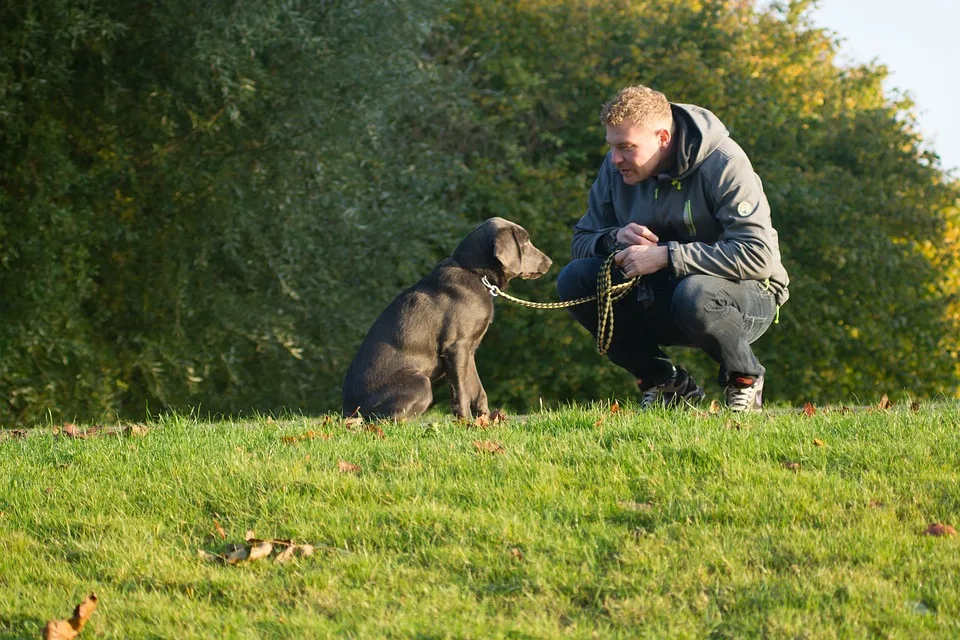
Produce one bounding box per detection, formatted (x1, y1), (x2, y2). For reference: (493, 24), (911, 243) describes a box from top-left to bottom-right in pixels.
(481, 253), (638, 355)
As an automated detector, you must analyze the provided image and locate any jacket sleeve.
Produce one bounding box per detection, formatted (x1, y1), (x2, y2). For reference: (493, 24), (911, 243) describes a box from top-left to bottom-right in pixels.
(667, 152), (776, 281)
(572, 155), (620, 259)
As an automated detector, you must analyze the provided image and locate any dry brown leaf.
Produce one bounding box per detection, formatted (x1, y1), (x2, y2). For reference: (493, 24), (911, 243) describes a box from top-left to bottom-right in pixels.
(922, 523), (958, 537)
(297, 544), (314, 557)
(802, 402), (816, 417)
(783, 461), (801, 471)
(343, 417), (363, 429)
(473, 414), (490, 428)
(11, 429), (28, 439)
(213, 520), (227, 540)
(338, 460), (361, 473)
(248, 542), (274, 561)
(274, 545), (297, 564)
(226, 545), (250, 564)
(724, 420), (742, 431)
(910, 401), (921, 413)
(42, 593), (98, 640)
(244, 530), (256, 542)
(868, 500), (884, 508)
(618, 500), (653, 511)
(123, 424), (148, 437)
(363, 424), (386, 438)
(473, 441), (504, 454)
(59, 423), (85, 439)
(490, 409), (507, 424)
(877, 394), (892, 410)
(197, 549), (224, 563)
(708, 400), (721, 414)
(610, 401), (620, 414)
(593, 417), (606, 427)
(812, 438), (825, 447)
(509, 547), (524, 561)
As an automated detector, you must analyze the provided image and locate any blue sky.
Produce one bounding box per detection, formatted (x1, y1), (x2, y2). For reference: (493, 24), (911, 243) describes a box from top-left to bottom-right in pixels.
(807, 1), (960, 173)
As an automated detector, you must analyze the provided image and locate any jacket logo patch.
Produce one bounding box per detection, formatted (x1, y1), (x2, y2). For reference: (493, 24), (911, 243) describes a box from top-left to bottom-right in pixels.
(737, 201), (754, 217)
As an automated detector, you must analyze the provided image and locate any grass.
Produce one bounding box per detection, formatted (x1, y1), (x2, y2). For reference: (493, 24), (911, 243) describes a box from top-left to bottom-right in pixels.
(1, 402), (959, 638)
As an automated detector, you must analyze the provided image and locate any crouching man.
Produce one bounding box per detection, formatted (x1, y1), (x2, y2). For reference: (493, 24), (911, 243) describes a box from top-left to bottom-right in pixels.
(558, 85), (789, 412)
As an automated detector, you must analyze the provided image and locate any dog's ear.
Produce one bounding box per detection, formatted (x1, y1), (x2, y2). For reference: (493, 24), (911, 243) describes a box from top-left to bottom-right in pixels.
(493, 226), (526, 277)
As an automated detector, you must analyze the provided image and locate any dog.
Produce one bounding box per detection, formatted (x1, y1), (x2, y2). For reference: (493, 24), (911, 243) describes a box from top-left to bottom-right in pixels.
(342, 217), (552, 420)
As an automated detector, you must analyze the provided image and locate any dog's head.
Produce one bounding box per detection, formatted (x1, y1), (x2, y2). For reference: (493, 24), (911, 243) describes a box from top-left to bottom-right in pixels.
(453, 217), (552, 287)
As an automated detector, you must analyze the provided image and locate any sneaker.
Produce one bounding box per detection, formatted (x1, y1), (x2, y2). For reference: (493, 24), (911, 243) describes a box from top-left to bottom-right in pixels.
(638, 365), (706, 409)
(725, 374), (764, 412)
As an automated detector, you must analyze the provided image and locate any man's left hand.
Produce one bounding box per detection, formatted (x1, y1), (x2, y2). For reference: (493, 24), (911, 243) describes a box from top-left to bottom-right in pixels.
(614, 245), (668, 278)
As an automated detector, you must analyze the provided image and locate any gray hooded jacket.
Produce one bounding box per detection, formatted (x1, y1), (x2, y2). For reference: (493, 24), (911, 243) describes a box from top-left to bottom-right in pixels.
(572, 103), (789, 306)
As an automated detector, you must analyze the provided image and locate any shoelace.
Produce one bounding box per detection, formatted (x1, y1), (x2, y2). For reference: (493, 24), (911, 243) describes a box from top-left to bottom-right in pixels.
(726, 386), (756, 411)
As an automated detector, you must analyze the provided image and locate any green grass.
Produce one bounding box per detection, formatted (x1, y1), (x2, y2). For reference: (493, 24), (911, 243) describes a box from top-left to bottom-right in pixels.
(2, 403), (960, 638)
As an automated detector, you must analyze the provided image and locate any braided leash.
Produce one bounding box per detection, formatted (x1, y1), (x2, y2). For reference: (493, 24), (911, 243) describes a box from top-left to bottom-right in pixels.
(481, 253), (638, 354)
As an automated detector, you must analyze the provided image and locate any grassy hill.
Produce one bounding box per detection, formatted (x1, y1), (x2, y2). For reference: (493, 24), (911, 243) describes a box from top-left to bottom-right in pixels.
(2, 403), (959, 638)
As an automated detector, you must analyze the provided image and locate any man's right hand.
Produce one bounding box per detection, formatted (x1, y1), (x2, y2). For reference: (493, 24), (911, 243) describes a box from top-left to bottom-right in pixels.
(616, 223), (659, 247)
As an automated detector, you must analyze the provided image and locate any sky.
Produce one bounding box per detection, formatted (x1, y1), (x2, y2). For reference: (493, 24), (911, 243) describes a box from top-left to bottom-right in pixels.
(806, 0), (960, 174)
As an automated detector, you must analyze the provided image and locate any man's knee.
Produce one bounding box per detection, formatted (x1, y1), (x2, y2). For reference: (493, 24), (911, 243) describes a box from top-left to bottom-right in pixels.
(557, 258), (604, 301)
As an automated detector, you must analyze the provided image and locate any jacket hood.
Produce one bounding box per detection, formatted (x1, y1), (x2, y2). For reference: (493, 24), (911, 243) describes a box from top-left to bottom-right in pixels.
(659, 103), (729, 180)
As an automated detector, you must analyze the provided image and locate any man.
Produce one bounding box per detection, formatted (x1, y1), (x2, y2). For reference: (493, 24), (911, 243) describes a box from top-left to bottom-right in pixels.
(557, 85), (789, 412)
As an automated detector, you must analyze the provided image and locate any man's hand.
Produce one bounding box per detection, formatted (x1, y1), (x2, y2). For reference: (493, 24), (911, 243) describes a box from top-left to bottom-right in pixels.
(616, 223), (659, 247)
(615, 245), (668, 278)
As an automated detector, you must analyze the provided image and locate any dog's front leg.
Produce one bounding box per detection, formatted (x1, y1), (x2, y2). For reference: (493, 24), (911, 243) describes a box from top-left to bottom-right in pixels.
(443, 346), (487, 419)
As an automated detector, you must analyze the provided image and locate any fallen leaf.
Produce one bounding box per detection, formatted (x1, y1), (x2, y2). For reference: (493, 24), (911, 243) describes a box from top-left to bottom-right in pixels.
(877, 394), (892, 410)
(509, 547), (524, 561)
(490, 409), (507, 424)
(610, 401), (620, 414)
(213, 520), (226, 540)
(724, 420), (742, 430)
(244, 530), (256, 542)
(473, 414), (490, 428)
(812, 438), (825, 447)
(473, 441), (504, 454)
(266, 416), (275, 424)
(802, 402), (816, 417)
(226, 545), (250, 564)
(618, 500), (653, 511)
(922, 523), (957, 537)
(11, 429), (28, 438)
(42, 593), (98, 640)
(868, 500), (884, 508)
(123, 424), (148, 437)
(594, 417), (606, 427)
(783, 461), (801, 471)
(274, 545), (297, 564)
(365, 424), (386, 438)
(297, 544), (314, 557)
(197, 549), (224, 563)
(59, 423), (85, 439)
(280, 436), (298, 444)
(910, 401), (921, 413)
(338, 460), (361, 473)
(708, 400), (721, 414)
(248, 542), (273, 561)
(343, 417), (363, 429)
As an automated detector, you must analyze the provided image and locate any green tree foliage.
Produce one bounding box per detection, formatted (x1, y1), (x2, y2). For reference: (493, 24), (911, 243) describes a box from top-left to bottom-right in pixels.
(1, 0), (957, 424)
(433, 0), (960, 406)
(1, 0), (469, 423)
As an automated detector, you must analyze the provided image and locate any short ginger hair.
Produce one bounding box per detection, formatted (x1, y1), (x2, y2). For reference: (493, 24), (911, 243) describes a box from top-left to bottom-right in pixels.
(599, 85), (672, 128)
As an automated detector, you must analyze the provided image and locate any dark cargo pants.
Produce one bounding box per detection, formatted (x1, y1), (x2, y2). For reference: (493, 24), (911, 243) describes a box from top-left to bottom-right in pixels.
(556, 257), (777, 386)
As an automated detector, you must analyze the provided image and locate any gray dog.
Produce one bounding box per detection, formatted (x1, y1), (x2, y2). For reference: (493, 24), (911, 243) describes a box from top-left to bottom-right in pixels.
(342, 217), (552, 420)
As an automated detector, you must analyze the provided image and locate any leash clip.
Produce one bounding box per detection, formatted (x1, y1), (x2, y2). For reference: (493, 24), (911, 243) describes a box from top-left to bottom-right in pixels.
(481, 276), (500, 297)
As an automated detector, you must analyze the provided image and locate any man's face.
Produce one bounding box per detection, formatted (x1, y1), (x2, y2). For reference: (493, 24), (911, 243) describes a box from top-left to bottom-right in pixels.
(605, 119), (664, 185)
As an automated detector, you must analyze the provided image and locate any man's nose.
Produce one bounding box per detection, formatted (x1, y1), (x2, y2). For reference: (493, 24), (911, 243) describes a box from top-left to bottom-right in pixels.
(611, 149), (622, 164)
